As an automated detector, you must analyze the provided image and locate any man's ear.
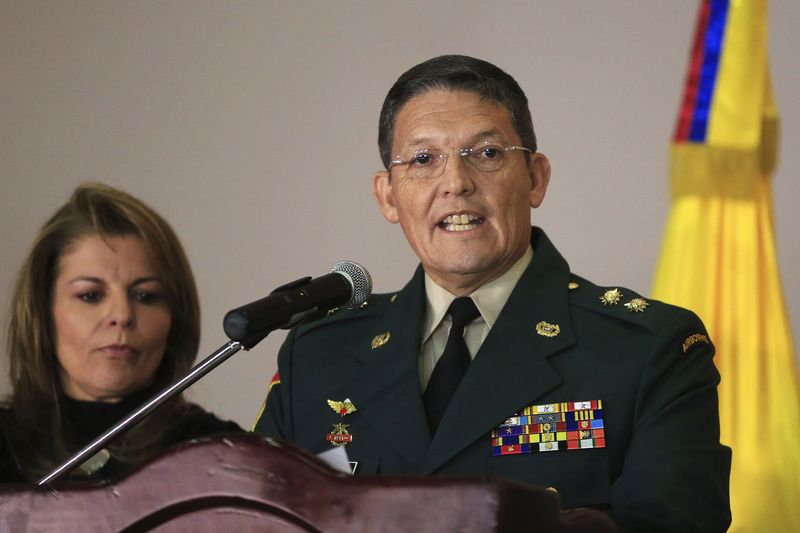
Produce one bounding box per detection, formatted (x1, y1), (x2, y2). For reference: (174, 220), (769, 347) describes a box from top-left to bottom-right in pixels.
(372, 170), (400, 223)
(528, 153), (551, 208)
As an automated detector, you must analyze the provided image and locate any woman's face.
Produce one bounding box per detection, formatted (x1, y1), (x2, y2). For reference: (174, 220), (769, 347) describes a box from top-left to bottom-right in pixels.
(51, 234), (172, 403)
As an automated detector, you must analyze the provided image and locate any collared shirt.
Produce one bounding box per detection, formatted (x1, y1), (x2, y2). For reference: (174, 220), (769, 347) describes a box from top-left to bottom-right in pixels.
(419, 245), (533, 390)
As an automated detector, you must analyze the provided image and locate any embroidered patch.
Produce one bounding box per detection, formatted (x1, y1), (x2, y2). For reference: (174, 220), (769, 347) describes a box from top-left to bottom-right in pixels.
(490, 400), (606, 456)
(535, 321), (560, 338)
(682, 333), (710, 353)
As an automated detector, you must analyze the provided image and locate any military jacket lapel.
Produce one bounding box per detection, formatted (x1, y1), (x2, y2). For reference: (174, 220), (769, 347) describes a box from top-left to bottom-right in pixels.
(422, 229), (577, 473)
(345, 267), (432, 466)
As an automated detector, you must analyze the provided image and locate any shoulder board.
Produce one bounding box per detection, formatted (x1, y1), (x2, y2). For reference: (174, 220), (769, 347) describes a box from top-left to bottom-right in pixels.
(565, 274), (689, 334)
(567, 274), (712, 356)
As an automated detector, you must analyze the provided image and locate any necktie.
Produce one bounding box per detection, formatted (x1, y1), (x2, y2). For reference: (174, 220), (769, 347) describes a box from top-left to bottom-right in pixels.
(424, 297), (481, 433)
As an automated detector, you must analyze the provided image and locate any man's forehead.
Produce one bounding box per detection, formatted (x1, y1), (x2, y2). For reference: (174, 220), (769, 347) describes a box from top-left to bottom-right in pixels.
(393, 90), (517, 149)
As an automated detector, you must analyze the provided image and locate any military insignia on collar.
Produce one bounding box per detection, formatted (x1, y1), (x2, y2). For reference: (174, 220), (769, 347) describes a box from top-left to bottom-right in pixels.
(491, 400), (605, 456)
(600, 288), (623, 305)
(535, 321), (560, 338)
(624, 298), (649, 313)
(568, 281), (580, 290)
(325, 423), (353, 447)
(327, 398), (357, 417)
(682, 333), (710, 353)
(371, 331), (391, 349)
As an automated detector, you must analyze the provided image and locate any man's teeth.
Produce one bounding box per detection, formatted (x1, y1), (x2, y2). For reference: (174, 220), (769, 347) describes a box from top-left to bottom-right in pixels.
(442, 214), (482, 232)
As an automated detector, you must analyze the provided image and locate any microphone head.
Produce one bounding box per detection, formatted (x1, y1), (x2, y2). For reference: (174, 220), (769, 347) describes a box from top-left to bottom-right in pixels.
(331, 261), (372, 309)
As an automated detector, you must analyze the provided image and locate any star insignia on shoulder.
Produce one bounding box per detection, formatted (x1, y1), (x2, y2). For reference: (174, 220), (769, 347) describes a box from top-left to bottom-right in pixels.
(327, 398), (357, 417)
(600, 288), (623, 305)
(624, 298), (649, 312)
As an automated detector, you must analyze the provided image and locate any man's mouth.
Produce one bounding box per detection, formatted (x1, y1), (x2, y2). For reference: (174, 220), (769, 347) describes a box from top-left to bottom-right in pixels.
(439, 213), (485, 232)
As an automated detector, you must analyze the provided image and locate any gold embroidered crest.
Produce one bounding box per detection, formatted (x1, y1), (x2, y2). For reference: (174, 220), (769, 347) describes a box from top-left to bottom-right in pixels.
(371, 331), (391, 349)
(536, 321), (560, 338)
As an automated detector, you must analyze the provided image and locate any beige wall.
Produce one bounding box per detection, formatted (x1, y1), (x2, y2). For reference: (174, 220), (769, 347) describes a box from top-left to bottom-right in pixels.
(1, 1), (798, 428)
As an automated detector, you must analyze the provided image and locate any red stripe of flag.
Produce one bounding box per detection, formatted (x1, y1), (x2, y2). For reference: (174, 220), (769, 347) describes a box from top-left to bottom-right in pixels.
(674, 0), (712, 142)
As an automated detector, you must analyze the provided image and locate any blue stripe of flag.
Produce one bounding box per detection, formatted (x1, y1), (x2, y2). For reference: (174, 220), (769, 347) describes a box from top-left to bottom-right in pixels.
(689, 0), (730, 142)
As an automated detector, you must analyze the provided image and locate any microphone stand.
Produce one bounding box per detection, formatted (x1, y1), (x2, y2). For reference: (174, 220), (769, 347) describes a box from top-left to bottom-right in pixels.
(37, 334), (265, 486)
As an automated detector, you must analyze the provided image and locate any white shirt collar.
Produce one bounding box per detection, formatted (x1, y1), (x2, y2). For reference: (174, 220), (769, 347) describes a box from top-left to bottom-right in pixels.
(421, 245), (533, 343)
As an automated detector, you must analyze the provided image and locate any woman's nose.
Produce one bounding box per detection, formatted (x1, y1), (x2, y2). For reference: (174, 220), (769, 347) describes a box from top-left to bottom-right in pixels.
(106, 295), (134, 328)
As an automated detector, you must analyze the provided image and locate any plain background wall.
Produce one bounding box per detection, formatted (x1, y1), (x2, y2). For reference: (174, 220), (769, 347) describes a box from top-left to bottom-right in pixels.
(1, 1), (797, 429)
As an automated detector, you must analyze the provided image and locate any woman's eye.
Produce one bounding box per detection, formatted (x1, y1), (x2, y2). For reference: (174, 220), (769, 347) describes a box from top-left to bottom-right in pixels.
(133, 291), (162, 304)
(78, 291), (102, 303)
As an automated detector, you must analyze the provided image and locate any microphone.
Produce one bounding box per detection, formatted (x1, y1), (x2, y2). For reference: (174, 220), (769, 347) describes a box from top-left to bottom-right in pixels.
(223, 261), (372, 343)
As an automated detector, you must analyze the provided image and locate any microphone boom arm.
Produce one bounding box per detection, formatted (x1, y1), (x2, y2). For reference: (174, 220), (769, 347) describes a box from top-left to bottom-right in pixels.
(37, 339), (250, 486)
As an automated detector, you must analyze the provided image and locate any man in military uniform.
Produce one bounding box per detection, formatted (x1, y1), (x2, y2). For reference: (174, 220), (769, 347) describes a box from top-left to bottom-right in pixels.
(254, 55), (731, 532)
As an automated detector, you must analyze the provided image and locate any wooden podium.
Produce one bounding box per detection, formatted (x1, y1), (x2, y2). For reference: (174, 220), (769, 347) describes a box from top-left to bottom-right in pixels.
(0, 434), (616, 532)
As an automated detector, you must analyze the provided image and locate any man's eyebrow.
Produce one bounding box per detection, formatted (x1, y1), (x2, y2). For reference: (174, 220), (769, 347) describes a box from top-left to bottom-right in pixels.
(403, 136), (436, 149)
(401, 129), (506, 150)
(465, 129), (505, 144)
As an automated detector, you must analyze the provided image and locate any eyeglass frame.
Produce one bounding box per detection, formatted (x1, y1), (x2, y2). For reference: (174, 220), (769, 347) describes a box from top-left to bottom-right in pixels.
(386, 142), (533, 179)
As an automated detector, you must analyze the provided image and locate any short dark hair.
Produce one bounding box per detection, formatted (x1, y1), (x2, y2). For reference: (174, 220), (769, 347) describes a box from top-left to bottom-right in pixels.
(377, 55), (537, 169)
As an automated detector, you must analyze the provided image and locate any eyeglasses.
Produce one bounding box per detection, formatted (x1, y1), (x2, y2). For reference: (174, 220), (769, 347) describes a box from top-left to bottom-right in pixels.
(388, 142), (532, 180)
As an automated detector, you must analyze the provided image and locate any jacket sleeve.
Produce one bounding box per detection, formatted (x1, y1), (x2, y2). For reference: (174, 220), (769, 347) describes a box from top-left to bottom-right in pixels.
(608, 309), (731, 532)
(251, 329), (296, 441)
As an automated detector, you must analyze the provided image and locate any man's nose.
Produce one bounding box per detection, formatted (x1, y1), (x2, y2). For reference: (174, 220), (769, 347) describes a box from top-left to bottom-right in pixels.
(439, 154), (476, 196)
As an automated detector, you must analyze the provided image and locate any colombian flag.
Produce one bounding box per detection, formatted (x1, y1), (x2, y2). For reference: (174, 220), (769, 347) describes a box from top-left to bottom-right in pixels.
(653, 1), (800, 531)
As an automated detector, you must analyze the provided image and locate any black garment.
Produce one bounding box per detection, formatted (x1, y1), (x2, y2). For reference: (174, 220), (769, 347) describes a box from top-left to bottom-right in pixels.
(254, 227), (732, 533)
(0, 389), (242, 483)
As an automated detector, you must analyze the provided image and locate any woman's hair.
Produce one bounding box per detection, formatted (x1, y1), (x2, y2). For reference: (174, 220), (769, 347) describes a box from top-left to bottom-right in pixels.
(3, 182), (200, 480)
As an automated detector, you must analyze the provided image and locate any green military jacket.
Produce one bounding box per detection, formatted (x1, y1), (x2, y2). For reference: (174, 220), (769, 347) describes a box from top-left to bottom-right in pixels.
(254, 228), (731, 532)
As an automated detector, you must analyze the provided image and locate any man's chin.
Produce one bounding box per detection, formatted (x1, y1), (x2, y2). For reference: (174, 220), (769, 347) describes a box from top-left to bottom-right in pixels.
(425, 258), (499, 285)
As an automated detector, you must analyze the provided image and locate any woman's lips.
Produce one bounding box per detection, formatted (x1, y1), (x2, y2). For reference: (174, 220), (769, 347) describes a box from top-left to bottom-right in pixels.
(99, 344), (136, 357)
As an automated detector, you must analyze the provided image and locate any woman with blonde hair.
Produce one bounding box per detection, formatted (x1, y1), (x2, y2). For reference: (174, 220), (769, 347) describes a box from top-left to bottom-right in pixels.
(0, 183), (241, 482)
